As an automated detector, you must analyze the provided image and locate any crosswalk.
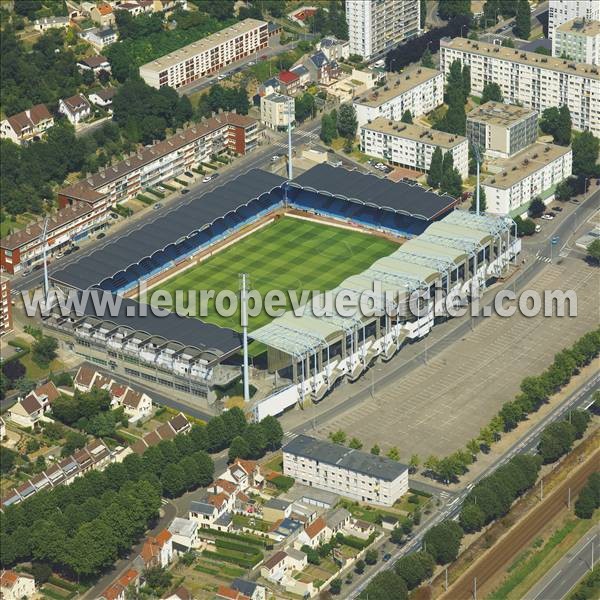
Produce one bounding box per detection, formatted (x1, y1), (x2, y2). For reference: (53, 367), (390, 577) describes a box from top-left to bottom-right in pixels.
(536, 254), (552, 263)
(282, 431), (298, 444)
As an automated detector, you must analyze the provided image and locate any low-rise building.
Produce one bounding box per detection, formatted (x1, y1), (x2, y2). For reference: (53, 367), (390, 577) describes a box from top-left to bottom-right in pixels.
(34, 16), (70, 31)
(217, 580), (266, 600)
(283, 434), (409, 506)
(0, 570), (36, 600)
(88, 87), (116, 109)
(261, 93), (295, 130)
(59, 94), (92, 125)
(263, 498), (292, 522)
(317, 36), (350, 61)
(290, 64), (311, 87)
(163, 587), (193, 600)
(277, 70), (301, 95)
(136, 530), (173, 570)
(90, 3), (115, 27)
(7, 381), (60, 428)
(77, 54), (111, 73)
(353, 66), (444, 127)
(483, 142), (573, 216)
(295, 516), (332, 549)
(552, 18), (600, 65)
(0, 276), (13, 336)
(325, 507), (352, 534)
(168, 517), (200, 553)
(0, 104), (54, 145)
(260, 549), (307, 583)
(360, 118), (469, 179)
(302, 51), (340, 84)
(80, 27), (117, 49)
(99, 569), (139, 600)
(466, 101), (538, 159)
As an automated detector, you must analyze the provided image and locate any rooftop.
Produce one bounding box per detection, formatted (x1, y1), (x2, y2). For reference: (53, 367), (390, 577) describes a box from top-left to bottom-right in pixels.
(140, 19), (267, 73)
(362, 117), (467, 149)
(284, 434), (408, 481)
(557, 17), (600, 36)
(264, 92), (293, 104)
(467, 101), (537, 127)
(441, 37), (600, 78)
(354, 66), (441, 107)
(483, 142), (572, 189)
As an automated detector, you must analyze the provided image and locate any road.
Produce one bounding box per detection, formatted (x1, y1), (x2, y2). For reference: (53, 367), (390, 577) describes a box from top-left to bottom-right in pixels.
(344, 363), (600, 598)
(524, 529), (599, 600)
(445, 448), (600, 599)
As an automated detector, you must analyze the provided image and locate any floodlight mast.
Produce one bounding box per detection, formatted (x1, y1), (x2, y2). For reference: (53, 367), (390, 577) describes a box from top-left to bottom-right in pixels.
(42, 217), (50, 308)
(240, 273), (250, 403)
(287, 98), (293, 180)
(473, 143), (482, 216)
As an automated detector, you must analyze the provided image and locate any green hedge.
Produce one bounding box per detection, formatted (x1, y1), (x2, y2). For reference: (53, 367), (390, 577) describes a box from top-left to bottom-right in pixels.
(193, 166), (205, 175)
(137, 194), (154, 205)
(194, 564), (219, 575)
(213, 530), (268, 547)
(202, 162), (216, 170)
(338, 532), (377, 550)
(202, 549), (260, 568)
(174, 178), (189, 187)
(161, 183), (177, 191)
(148, 188), (165, 198)
(215, 538), (262, 556)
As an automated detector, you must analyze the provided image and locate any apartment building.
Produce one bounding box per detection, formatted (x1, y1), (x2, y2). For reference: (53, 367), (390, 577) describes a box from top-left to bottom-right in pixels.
(483, 142), (573, 216)
(353, 66), (444, 127)
(283, 434), (409, 506)
(261, 93), (295, 130)
(553, 18), (600, 65)
(440, 38), (600, 137)
(360, 118), (469, 179)
(0, 276), (13, 336)
(345, 0), (420, 59)
(58, 113), (258, 213)
(139, 19), (268, 89)
(548, 0), (600, 38)
(0, 104), (54, 145)
(0, 202), (108, 274)
(466, 101), (538, 159)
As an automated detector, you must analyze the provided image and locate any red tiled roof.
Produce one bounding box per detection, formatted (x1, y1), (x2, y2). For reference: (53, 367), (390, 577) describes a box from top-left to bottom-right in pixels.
(304, 516), (326, 539)
(6, 104), (52, 135)
(156, 422), (176, 441)
(0, 570), (19, 588)
(117, 569), (138, 588)
(19, 394), (42, 416)
(102, 583), (124, 600)
(234, 458), (257, 475)
(216, 586), (246, 600)
(80, 54), (109, 68)
(209, 492), (229, 508)
(263, 550), (287, 570)
(278, 69), (299, 84)
(213, 479), (238, 494)
(61, 93), (90, 114)
(97, 3), (113, 15)
(122, 388), (142, 408)
(35, 381), (60, 403)
(155, 529), (172, 547)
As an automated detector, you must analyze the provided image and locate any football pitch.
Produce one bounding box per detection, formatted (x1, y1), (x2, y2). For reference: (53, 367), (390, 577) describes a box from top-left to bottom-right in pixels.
(157, 217), (398, 333)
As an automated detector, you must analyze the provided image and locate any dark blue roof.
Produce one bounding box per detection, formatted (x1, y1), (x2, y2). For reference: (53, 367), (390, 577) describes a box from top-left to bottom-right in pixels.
(310, 51), (328, 68)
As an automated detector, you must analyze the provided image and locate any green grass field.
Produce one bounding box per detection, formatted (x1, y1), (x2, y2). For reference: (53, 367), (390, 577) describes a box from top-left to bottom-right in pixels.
(156, 217), (397, 332)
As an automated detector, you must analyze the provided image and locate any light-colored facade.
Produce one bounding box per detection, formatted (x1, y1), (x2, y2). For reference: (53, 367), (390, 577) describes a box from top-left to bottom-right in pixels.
(0, 277), (13, 336)
(283, 434), (409, 506)
(360, 118), (469, 179)
(553, 18), (600, 65)
(466, 101), (538, 159)
(260, 93), (295, 130)
(139, 19), (268, 89)
(345, 0), (420, 59)
(483, 142), (573, 216)
(548, 0), (600, 38)
(353, 66), (444, 127)
(440, 37), (600, 137)
(0, 571), (36, 600)
(0, 104), (54, 145)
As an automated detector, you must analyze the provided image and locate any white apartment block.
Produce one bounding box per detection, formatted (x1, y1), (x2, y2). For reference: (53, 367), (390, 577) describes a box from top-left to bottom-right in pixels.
(440, 38), (600, 137)
(553, 18), (600, 65)
(360, 118), (469, 179)
(353, 66), (444, 127)
(483, 142), (573, 216)
(548, 0), (600, 38)
(260, 93), (295, 130)
(345, 0), (420, 59)
(466, 101), (538, 159)
(283, 434), (409, 507)
(139, 19), (268, 89)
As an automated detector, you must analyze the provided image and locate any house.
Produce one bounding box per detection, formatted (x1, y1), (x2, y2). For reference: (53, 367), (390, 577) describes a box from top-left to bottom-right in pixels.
(162, 586), (193, 600)
(290, 64), (311, 87)
(91, 3), (115, 26)
(0, 104), (54, 145)
(168, 517), (200, 553)
(81, 27), (117, 49)
(7, 381), (59, 428)
(302, 51), (340, 84)
(347, 519), (376, 539)
(74, 365), (110, 391)
(277, 70), (301, 95)
(260, 550), (288, 583)
(263, 498), (292, 523)
(189, 500), (219, 528)
(121, 388), (153, 421)
(89, 88), (116, 108)
(77, 55), (111, 74)
(116, 2), (145, 17)
(152, 0), (188, 15)
(137, 530), (173, 569)
(231, 580), (266, 600)
(34, 16), (70, 32)
(295, 516), (332, 549)
(59, 94), (92, 125)
(0, 417), (5, 440)
(258, 77), (280, 97)
(220, 458), (263, 491)
(316, 36), (350, 61)
(0, 570), (36, 600)
(325, 507), (352, 534)
(285, 548), (308, 571)
(381, 515), (399, 531)
(100, 569), (139, 600)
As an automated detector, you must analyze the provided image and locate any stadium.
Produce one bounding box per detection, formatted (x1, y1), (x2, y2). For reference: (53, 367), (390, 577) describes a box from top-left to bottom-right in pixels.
(48, 164), (520, 417)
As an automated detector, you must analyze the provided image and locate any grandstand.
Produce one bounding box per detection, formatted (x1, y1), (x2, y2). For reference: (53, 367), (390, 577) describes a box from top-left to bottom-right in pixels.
(46, 165), (466, 402)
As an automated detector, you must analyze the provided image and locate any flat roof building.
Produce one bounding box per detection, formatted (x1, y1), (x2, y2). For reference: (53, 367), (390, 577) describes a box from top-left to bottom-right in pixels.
(548, 0), (600, 38)
(283, 434), (409, 506)
(466, 101), (538, 159)
(353, 66), (444, 127)
(139, 19), (268, 89)
(553, 18), (600, 65)
(483, 142), (573, 216)
(260, 93), (294, 131)
(361, 118), (469, 179)
(440, 37), (600, 137)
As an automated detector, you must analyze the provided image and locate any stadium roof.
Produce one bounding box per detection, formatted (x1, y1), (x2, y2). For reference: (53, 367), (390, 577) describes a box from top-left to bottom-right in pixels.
(291, 163), (456, 220)
(52, 169), (286, 290)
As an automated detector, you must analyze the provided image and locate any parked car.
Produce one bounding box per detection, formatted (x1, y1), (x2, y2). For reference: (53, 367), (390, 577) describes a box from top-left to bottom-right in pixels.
(153, 203), (163, 210)
(212, 172), (220, 178)
(271, 155), (280, 162)
(21, 269), (31, 277)
(96, 232), (106, 239)
(217, 74), (226, 80)
(248, 60), (256, 66)
(552, 206), (563, 212)
(33, 263), (44, 271)
(72, 245), (80, 252)
(184, 171), (193, 177)
(535, 224), (542, 233)
(202, 175), (212, 183)
(383, 553), (392, 562)
(181, 188), (190, 194)
(110, 212), (119, 219)
(541, 214), (554, 220)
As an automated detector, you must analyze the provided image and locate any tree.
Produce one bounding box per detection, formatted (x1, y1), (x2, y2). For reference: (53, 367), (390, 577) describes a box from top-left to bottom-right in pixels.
(421, 47), (434, 68)
(569, 410), (591, 439)
(143, 567), (173, 597)
(336, 104), (357, 139)
(409, 454), (420, 473)
(528, 196), (546, 218)
(387, 447), (400, 461)
(459, 502), (485, 532)
(390, 526), (404, 545)
(470, 186), (486, 212)
(329, 430), (347, 445)
(428, 147), (444, 187)
(423, 520), (464, 564)
(0, 446), (18, 474)
(400, 110), (413, 123)
(349, 437), (363, 449)
(62, 431), (87, 456)
(572, 131), (600, 177)
(466, 439), (480, 458)
(554, 105), (572, 146)
(514, 0), (531, 39)
(242, 423), (267, 459)
(502, 38), (515, 48)
(365, 548), (378, 565)
(587, 239), (600, 265)
(161, 463), (186, 497)
(514, 215), (536, 236)
(228, 435), (250, 462)
(370, 444), (380, 455)
(82, 69), (95, 86)
(260, 415), (283, 450)
(538, 421), (576, 463)
(329, 578), (342, 595)
(355, 559), (365, 574)
(31, 562), (52, 585)
(31, 335), (58, 367)
(295, 92), (316, 123)
(438, 0), (472, 20)
(302, 545), (321, 564)
(320, 111), (337, 145)
(360, 571), (407, 600)
(394, 551), (435, 590)
(462, 65), (471, 100)
(574, 487), (596, 519)
(441, 152), (463, 198)
(555, 179), (574, 202)
(481, 82), (503, 104)
(420, 0), (427, 30)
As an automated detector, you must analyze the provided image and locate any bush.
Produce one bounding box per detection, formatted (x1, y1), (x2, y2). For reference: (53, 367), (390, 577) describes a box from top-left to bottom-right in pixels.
(270, 475), (294, 492)
(137, 194), (154, 205)
(161, 183), (177, 191)
(423, 521), (464, 565)
(212, 530), (268, 547)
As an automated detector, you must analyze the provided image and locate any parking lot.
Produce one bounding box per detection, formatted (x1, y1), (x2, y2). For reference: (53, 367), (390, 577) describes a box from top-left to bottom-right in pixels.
(313, 254), (599, 460)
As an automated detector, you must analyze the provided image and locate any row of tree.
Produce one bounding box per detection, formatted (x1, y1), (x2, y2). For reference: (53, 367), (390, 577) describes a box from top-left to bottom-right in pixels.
(227, 415), (284, 462)
(538, 411), (591, 464)
(434, 59), (470, 136)
(427, 148), (463, 198)
(319, 105), (358, 145)
(575, 472), (600, 520)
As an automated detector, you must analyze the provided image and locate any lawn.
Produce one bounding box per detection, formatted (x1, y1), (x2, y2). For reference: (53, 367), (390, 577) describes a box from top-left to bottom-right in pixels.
(155, 217), (398, 332)
(338, 499), (402, 524)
